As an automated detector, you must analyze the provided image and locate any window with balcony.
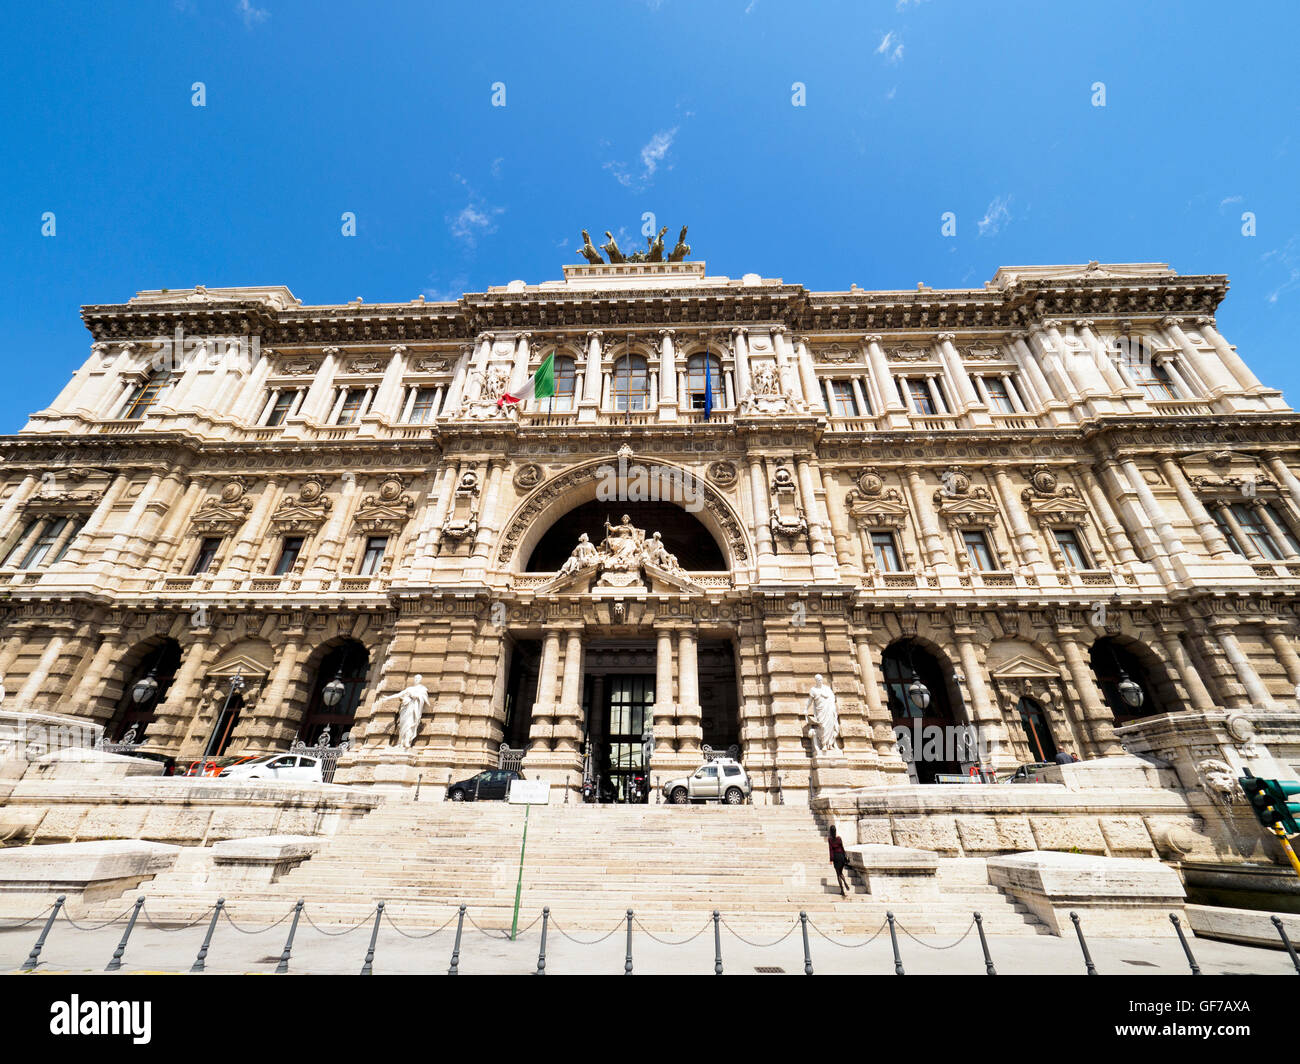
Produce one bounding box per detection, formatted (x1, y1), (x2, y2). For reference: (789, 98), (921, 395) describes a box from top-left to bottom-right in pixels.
(1053, 528), (1091, 570)
(265, 391), (297, 426)
(1230, 503), (1284, 560)
(273, 536), (304, 575)
(407, 387), (439, 424)
(7, 516), (77, 570)
(903, 377), (945, 415)
(538, 355), (578, 413)
(828, 380), (860, 417)
(962, 529), (997, 571)
(612, 355), (650, 412)
(190, 536), (222, 575)
(982, 376), (1017, 414)
(335, 388), (366, 425)
(1131, 360), (1180, 400)
(685, 353), (722, 410)
(120, 368), (173, 420)
(870, 530), (903, 572)
(359, 535), (388, 576)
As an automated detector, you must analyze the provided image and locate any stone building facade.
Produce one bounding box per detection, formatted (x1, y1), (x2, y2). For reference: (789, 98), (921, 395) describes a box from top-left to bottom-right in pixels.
(2, 259), (1298, 803)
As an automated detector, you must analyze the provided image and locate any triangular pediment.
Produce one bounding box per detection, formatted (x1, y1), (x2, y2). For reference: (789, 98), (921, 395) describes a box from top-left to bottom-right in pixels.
(989, 653), (1061, 680)
(206, 653), (271, 679)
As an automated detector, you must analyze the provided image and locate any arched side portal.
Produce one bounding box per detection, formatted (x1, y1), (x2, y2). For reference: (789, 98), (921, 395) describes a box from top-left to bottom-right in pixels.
(497, 458), (750, 573)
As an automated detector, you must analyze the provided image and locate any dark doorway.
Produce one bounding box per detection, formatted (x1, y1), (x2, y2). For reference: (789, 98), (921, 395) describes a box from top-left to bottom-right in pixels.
(525, 499), (726, 571)
(881, 640), (965, 783)
(502, 639), (540, 749)
(206, 692), (244, 757)
(1089, 637), (1164, 725)
(699, 639), (740, 755)
(581, 641), (657, 803)
(1016, 697), (1058, 762)
(111, 640), (182, 741)
(297, 640), (370, 744)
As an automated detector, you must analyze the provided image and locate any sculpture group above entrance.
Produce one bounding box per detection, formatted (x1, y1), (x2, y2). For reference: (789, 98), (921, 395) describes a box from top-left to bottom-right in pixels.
(552, 513), (692, 590)
(576, 225), (691, 265)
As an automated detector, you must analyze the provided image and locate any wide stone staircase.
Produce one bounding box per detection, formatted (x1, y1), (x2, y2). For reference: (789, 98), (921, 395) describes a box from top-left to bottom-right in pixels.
(104, 801), (1048, 934)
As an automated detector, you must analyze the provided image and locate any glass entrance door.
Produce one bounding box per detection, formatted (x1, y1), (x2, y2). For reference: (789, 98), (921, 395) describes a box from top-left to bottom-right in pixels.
(603, 675), (654, 803)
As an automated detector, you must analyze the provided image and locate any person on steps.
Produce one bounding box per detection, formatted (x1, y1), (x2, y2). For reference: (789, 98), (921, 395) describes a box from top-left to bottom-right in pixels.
(828, 825), (850, 897)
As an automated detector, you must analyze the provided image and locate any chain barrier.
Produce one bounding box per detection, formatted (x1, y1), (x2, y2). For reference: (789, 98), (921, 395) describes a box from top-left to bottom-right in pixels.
(806, 917), (889, 947)
(221, 907), (293, 935)
(0, 904), (54, 931)
(465, 913), (512, 938)
(549, 917), (627, 945)
(631, 916), (714, 945)
(382, 908), (460, 939)
(721, 918), (799, 948)
(895, 917), (976, 950)
(140, 903), (216, 933)
(303, 908), (377, 936)
(60, 903), (140, 932)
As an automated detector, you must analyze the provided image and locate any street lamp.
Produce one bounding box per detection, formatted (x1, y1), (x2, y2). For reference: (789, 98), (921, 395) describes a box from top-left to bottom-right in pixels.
(1108, 643), (1144, 709)
(132, 666), (160, 705)
(321, 670), (346, 707)
(904, 640), (931, 712)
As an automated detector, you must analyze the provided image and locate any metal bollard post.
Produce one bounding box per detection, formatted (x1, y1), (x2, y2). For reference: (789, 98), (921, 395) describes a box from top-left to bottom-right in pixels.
(1272, 916), (1300, 974)
(191, 899), (225, 973)
(1169, 914), (1201, 975)
(105, 897), (146, 972)
(276, 900), (304, 975)
(974, 912), (996, 975)
(713, 910), (723, 975)
(448, 904), (466, 975)
(361, 902), (384, 975)
(886, 911), (905, 975)
(624, 909), (634, 975)
(23, 895), (65, 970)
(1070, 911), (1097, 975)
(536, 908), (550, 975)
(800, 911), (813, 975)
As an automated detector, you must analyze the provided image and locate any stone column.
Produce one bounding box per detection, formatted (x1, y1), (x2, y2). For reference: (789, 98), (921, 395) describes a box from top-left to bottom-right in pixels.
(1253, 501), (1297, 559)
(796, 337), (825, 414)
(295, 347), (340, 423)
(1196, 316), (1264, 393)
(732, 328), (752, 404)
(820, 467), (853, 567)
(0, 475), (38, 539)
(508, 333), (532, 396)
(772, 327), (805, 408)
(1155, 629), (1217, 713)
(55, 474), (129, 570)
(366, 345), (408, 423)
(1160, 457), (1232, 557)
(148, 638), (214, 749)
(305, 474), (360, 584)
(98, 472), (164, 572)
(1119, 459), (1185, 558)
(1210, 619), (1275, 708)
(676, 629), (702, 755)
(469, 461), (505, 564)
(16, 635), (66, 709)
(249, 638), (306, 749)
(748, 458), (780, 580)
(441, 347), (472, 418)
(1009, 334), (1056, 413)
(1263, 624), (1300, 688)
(992, 470), (1045, 567)
(953, 629), (1016, 771)
(904, 470), (947, 572)
(220, 478), (281, 583)
(657, 329), (678, 422)
(1055, 630), (1122, 756)
(1213, 501), (1259, 558)
(937, 333), (989, 425)
(1161, 317), (1236, 396)
(554, 629), (584, 754)
(1265, 455), (1300, 514)
(579, 331), (603, 423)
(855, 634), (904, 771)
(651, 628), (676, 759)
(138, 478), (205, 579)
(1081, 475), (1140, 566)
(527, 629), (562, 752)
(795, 456), (836, 578)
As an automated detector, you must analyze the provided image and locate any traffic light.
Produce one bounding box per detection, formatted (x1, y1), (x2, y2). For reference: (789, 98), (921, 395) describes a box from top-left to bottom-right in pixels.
(1239, 770), (1300, 837)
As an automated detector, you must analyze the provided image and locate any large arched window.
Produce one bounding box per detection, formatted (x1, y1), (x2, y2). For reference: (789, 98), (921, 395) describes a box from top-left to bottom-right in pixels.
(685, 352), (723, 410)
(538, 354), (577, 413)
(110, 640), (183, 741)
(881, 640), (965, 783)
(612, 355), (649, 412)
(120, 367), (174, 420)
(297, 640), (370, 745)
(1089, 637), (1164, 724)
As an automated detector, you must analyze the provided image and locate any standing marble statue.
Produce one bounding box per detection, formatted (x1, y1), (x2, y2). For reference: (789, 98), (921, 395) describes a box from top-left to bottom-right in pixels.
(805, 674), (841, 754)
(376, 675), (430, 749)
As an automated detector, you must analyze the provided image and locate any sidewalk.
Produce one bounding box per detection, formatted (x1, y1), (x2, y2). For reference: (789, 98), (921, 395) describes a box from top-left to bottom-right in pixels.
(3, 907), (1297, 975)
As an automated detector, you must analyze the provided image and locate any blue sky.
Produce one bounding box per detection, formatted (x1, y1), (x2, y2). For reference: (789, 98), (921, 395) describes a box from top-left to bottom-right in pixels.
(2, 0), (1297, 431)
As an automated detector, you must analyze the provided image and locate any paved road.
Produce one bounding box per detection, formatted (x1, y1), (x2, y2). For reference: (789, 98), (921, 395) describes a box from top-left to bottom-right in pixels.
(3, 907), (1296, 975)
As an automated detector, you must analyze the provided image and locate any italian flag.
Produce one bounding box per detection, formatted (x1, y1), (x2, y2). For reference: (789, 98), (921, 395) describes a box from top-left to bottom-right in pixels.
(498, 352), (555, 407)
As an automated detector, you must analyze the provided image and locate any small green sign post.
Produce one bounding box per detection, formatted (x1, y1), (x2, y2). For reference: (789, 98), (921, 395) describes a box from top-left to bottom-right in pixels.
(510, 803), (530, 941)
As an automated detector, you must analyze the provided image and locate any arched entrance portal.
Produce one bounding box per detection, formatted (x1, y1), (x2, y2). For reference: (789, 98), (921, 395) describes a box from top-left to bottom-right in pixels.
(881, 640), (968, 783)
(1089, 637), (1166, 725)
(524, 499), (726, 572)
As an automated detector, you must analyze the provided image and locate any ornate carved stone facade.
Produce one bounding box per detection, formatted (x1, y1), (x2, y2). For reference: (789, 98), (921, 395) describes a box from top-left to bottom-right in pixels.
(1, 259), (1297, 803)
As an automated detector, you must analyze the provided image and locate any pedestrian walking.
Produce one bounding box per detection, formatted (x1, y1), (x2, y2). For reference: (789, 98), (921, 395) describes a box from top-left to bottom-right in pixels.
(827, 825), (850, 897)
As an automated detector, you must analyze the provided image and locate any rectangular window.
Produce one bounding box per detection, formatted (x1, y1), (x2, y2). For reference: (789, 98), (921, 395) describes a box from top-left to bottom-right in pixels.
(408, 388), (438, 424)
(1053, 528), (1090, 570)
(20, 517), (68, 570)
(829, 380), (859, 417)
(1213, 512), (1245, 556)
(335, 389), (365, 425)
(266, 391), (296, 426)
(1132, 361), (1180, 400)
(3, 518), (40, 567)
(359, 535), (388, 576)
(906, 378), (939, 415)
(121, 370), (172, 420)
(870, 531), (902, 572)
(982, 377), (1016, 414)
(273, 536), (304, 576)
(1231, 503), (1283, 560)
(962, 529), (996, 571)
(191, 536), (222, 575)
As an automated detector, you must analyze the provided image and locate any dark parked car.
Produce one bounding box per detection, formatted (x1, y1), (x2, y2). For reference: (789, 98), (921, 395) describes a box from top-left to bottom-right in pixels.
(447, 769), (523, 802)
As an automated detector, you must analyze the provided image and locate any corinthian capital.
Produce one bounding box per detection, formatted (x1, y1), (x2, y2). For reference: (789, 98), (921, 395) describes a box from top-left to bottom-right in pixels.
(1160, 316), (1185, 330)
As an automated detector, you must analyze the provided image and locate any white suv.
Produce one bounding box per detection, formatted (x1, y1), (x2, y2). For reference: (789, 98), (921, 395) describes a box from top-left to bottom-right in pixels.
(662, 759), (751, 805)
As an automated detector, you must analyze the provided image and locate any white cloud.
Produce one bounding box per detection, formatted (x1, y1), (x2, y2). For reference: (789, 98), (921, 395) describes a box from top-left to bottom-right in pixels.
(977, 195), (1012, 237)
(236, 0), (269, 28)
(876, 31), (903, 63)
(422, 277), (468, 303)
(604, 128), (679, 191)
(745, 0), (757, 13)
(1219, 194), (1243, 209)
(1262, 236), (1300, 305)
(896, 0), (928, 8)
(445, 173), (503, 247)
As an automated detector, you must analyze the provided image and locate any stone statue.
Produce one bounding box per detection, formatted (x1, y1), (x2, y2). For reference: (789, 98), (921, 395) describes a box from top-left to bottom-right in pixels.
(376, 675), (430, 749)
(805, 674), (841, 755)
(600, 513), (646, 570)
(577, 229), (604, 265)
(648, 226), (668, 262)
(668, 225), (690, 261)
(643, 531), (683, 574)
(601, 231), (626, 264)
(752, 362), (780, 396)
(559, 532), (599, 576)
